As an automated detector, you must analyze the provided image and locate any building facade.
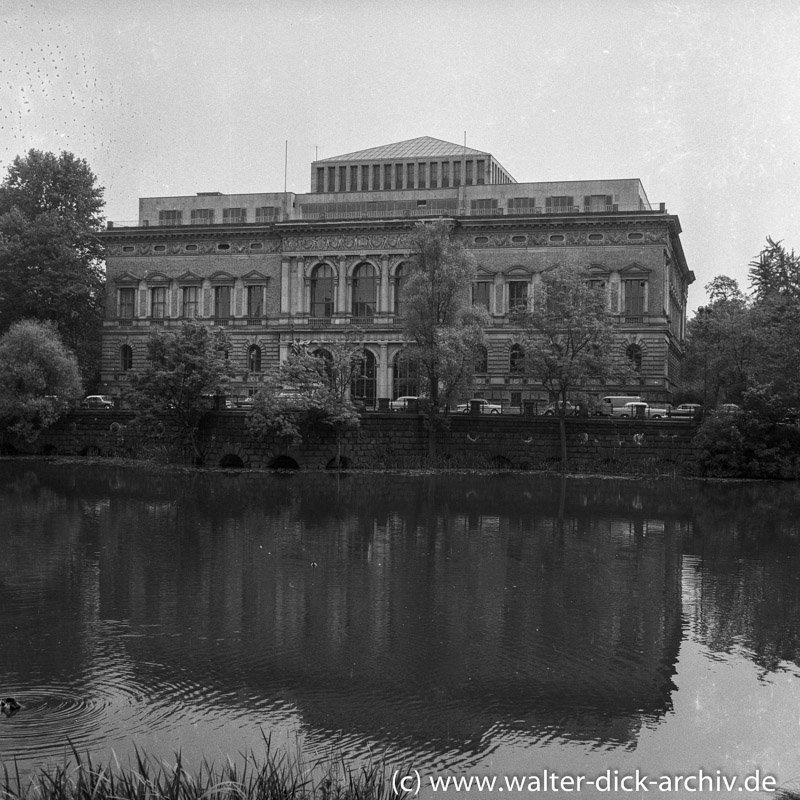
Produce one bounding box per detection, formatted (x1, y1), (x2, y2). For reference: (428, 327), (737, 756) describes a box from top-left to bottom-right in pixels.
(101, 136), (694, 408)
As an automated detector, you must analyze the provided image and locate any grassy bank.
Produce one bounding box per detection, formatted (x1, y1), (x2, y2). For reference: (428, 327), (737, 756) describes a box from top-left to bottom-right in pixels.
(0, 744), (404, 800)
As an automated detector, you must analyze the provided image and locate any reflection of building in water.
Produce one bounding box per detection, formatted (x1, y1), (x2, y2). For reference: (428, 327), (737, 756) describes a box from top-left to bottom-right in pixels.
(85, 473), (683, 754)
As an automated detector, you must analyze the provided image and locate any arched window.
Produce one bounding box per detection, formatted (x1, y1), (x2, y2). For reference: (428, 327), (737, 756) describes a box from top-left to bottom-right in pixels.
(510, 344), (525, 373)
(351, 349), (377, 405)
(120, 344), (133, 372)
(392, 350), (420, 398)
(394, 263), (405, 316)
(626, 343), (643, 373)
(352, 263), (377, 318)
(311, 264), (334, 318)
(474, 345), (488, 374)
(248, 345), (262, 373)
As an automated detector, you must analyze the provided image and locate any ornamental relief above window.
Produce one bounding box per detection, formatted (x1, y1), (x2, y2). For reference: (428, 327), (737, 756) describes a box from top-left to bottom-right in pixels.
(106, 239), (280, 257)
(455, 229), (668, 249)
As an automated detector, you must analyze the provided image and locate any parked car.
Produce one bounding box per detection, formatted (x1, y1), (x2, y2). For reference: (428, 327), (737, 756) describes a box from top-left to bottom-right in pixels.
(669, 403), (703, 419)
(718, 403), (741, 414)
(455, 398), (503, 414)
(389, 395), (419, 411)
(80, 394), (114, 410)
(620, 401), (670, 419)
(543, 401), (577, 416)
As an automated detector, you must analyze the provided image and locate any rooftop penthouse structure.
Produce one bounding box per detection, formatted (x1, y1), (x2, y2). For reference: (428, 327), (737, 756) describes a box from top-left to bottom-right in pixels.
(101, 136), (693, 408)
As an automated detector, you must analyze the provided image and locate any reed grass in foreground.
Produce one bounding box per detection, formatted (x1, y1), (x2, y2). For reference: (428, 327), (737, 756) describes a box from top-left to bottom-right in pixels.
(0, 742), (405, 800)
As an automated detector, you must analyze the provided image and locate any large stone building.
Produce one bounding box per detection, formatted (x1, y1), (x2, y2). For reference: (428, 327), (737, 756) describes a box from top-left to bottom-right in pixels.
(100, 136), (694, 408)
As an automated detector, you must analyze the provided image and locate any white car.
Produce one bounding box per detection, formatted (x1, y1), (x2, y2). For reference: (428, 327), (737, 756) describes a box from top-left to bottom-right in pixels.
(80, 394), (114, 410)
(389, 395), (419, 411)
(455, 398), (503, 414)
(620, 401), (670, 419)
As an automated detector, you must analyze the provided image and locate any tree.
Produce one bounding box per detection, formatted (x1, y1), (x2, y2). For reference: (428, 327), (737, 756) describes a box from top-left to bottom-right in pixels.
(246, 338), (361, 467)
(399, 220), (489, 459)
(130, 322), (235, 464)
(0, 150), (105, 387)
(0, 319), (82, 443)
(748, 237), (800, 300)
(515, 264), (632, 467)
(682, 276), (755, 407)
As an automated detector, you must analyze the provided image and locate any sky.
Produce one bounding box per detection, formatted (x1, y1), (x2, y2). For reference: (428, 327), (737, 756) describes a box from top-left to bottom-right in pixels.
(1, 0), (799, 312)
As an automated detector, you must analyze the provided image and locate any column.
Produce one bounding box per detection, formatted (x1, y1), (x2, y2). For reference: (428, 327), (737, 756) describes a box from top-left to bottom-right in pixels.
(378, 343), (389, 400)
(337, 256), (348, 315)
(294, 257), (304, 315)
(380, 256), (390, 313)
(280, 258), (291, 314)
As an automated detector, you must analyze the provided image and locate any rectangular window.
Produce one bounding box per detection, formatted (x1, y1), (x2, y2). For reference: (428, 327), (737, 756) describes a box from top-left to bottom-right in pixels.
(316, 167), (324, 193)
(190, 208), (214, 225)
(214, 285), (232, 318)
(158, 210), (182, 226)
(473, 281), (491, 311)
(508, 281), (528, 311)
(406, 163), (415, 189)
(508, 197), (537, 214)
(470, 198), (498, 213)
(417, 163), (426, 188)
(350, 165), (358, 192)
(476, 159), (485, 185)
(546, 196), (575, 212)
(441, 161), (449, 188)
(453, 161), (461, 187)
(328, 166), (336, 192)
(585, 194), (613, 212)
(465, 160), (473, 185)
(150, 287), (167, 319)
(247, 285), (264, 317)
(118, 287), (135, 318)
(182, 286), (199, 318)
(223, 208), (246, 224)
(624, 280), (647, 315)
(395, 163), (403, 189)
(384, 163), (392, 190)
(429, 162), (438, 188)
(588, 278), (607, 292)
(372, 164), (381, 190)
(255, 206), (277, 223)
(339, 166), (347, 192)
(361, 165), (369, 191)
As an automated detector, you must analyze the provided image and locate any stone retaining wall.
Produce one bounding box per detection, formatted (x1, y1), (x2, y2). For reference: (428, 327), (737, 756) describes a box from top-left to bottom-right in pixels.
(7, 411), (700, 472)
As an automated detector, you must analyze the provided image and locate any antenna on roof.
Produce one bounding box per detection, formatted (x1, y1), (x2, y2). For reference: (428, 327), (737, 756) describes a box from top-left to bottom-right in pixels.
(284, 140), (288, 193)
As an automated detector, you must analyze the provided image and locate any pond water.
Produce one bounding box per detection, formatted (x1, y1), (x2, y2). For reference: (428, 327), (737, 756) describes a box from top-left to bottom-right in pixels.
(1, 460), (799, 799)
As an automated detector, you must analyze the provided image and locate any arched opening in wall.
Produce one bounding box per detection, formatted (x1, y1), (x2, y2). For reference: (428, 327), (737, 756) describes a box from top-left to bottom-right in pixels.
(247, 345), (262, 373)
(312, 348), (334, 387)
(474, 344), (488, 374)
(81, 445), (102, 457)
(39, 444), (58, 456)
(120, 344), (133, 372)
(219, 453), (245, 468)
(351, 263), (377, 318)
(351, 349), (376, 406)
(392, 350), (420, 399)
(326, 455), (351, 470)
(268, 455), (299, 470)
(509, 343), (525, 374)
(489, 454), (514, 470)
(626, 343), (643, 380)
(311, 264), (335, 318)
